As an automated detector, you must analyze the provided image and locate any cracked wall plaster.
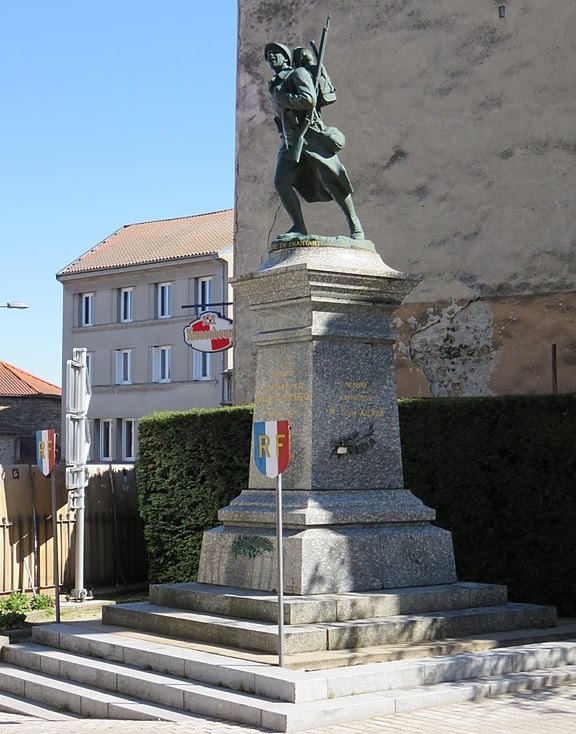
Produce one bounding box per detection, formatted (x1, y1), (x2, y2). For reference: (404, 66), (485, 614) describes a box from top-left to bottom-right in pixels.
(395, 300), (495, 397)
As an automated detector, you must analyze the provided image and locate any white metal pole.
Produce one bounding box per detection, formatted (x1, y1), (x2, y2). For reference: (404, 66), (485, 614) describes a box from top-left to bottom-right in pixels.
(74, 485), (85, 598)
(51, 470), (61, 623)
(276, 471), (285, 667)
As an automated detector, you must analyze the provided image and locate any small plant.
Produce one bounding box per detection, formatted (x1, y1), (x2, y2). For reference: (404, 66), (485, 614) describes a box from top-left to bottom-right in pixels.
(0, 591), (30, 616)
(29, 593), (55, 611)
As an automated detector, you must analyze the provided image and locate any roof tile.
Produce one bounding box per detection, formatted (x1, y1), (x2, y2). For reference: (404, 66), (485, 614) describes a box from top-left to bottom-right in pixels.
(58, 209), (234, 276)
(0, 361), (61, 397)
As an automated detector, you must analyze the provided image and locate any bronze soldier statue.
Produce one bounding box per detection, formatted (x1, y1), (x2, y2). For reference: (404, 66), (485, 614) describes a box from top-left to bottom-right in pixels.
(265, 29), (365, 241)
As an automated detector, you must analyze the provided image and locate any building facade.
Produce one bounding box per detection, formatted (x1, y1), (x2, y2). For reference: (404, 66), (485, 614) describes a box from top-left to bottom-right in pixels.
(233, 1), (576, 402)
(0, 361), (61, 464)
(57, 210), (234, 463)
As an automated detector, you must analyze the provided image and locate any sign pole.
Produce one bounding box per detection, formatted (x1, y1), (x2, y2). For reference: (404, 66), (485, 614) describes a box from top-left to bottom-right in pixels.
(50, 469), (61, 624)
(253, 419), (290, 667)
(65, 347), (92, 601)
(74, 486), (86, 599)
(276, 471), (285, 667)
(252, 419), (290, 667)
(37, 428), (59, 619)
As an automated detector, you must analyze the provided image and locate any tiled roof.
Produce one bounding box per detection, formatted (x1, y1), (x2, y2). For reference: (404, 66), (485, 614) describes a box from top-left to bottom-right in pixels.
(0, 361), (61, 397)
(58, 209), (234, 276)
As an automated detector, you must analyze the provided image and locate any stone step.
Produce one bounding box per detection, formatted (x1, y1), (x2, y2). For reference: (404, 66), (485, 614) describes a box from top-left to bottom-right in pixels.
(28, 624), (576, 701)
(0, 690), (81, 720)
(289, 620), (576, 670)
(0, 650), (575, 732)
(0, 662), (196, 723)
(149, 581), (508, 624)
(103, 600), (556, 654)
(30, 623), (321, 704)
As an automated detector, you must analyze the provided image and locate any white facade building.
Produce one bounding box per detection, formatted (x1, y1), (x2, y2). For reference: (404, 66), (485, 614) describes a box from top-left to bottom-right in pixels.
(57, 210), (234, 463)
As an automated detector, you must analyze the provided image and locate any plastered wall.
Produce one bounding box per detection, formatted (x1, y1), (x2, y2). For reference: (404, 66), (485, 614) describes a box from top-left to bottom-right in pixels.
(234, 0), (576, 400)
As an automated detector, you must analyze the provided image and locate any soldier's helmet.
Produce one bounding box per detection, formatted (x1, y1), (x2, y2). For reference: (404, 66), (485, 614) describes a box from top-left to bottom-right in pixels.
(264, 42), (292, 66)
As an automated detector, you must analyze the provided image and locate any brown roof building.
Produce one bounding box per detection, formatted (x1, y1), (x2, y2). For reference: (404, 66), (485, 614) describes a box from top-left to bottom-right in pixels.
(0, 361), (61, 398)
(60, 210), (234, 275)
(0, 361), (62, 465)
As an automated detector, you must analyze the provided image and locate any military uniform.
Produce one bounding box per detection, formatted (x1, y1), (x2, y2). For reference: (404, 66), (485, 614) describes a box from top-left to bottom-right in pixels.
(269, 65), (354, 205)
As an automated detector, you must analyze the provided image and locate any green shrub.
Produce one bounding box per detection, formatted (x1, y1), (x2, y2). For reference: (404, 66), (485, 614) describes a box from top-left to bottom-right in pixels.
(0, 591), (30, 616)
(0, 591), (30, 630)
(136, 395), (576, 615)
(136, 406), (252, 584)
(29, 593), (54, 611)
(399, 394), (576, 615)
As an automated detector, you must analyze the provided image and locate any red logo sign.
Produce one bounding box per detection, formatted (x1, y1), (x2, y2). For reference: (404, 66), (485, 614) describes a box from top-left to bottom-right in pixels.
(183, 312), (233, 353)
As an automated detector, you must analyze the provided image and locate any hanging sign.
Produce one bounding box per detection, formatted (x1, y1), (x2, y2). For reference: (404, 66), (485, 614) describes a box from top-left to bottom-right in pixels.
(253, 420), (290, 477)
(36, 429), (56, 476)
(183, 312), (233, 353)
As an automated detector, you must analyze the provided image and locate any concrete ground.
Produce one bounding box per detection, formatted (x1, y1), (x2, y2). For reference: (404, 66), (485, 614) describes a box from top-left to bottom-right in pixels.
(1, 683), (575, 734)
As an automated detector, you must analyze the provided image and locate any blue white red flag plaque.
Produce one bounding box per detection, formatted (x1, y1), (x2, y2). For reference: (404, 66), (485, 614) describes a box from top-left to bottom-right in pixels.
(183, 312), (233, 353)
(36, 429), (56, 476)
(253, 420), (290, 477)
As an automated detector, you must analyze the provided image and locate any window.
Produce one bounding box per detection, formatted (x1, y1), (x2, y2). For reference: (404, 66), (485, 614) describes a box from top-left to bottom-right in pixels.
(152, 346), (171, 382)
(120, 287), (133, 322)
(222, 369), (233, 405)
(158, 282), (171, 319)
(115, 349), (132, 385)
(198, 277), (212, 313)
(101, 419), (114, 461)
(85, 352), (93, 385)
(81, 293), (93, 327)
(122, 419), (136, 461)
(194, 350), (211, 380)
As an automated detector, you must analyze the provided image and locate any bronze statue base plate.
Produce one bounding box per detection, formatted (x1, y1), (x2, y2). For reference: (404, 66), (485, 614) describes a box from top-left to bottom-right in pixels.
(270, 233), (376, 253)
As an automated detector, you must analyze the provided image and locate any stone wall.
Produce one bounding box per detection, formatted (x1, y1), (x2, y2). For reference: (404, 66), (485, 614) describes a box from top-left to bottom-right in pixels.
(234, 0), (576, 400)
(0, 437), (17, 467)
(0, 396), (61, 463)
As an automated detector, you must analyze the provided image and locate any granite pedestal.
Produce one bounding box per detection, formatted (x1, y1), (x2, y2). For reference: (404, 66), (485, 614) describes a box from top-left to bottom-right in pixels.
(198, 244), (457, 594)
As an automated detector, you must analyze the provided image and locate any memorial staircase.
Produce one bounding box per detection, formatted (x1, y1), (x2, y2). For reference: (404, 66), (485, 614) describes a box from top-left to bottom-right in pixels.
(0, 582), (575, 730)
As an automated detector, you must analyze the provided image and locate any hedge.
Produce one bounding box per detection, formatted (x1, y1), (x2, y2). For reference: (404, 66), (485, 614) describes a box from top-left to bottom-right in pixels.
(136, 395), (576, 614)
(400, 394), (576, 615)
(136, 406), (252, 584)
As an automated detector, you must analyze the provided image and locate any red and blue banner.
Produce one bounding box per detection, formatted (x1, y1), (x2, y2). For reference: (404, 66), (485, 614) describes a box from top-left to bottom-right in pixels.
(253, 420), (290, 477)
(36, 429), (56, 476)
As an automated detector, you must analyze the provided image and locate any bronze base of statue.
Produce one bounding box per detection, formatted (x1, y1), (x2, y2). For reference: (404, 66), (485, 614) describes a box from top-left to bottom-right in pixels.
(270, 232), (376, 253)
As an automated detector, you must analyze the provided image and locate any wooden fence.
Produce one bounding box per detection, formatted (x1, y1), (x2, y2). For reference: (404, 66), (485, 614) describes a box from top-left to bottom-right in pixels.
(0, 498), (147, 595)
(0, 463), (147, 596)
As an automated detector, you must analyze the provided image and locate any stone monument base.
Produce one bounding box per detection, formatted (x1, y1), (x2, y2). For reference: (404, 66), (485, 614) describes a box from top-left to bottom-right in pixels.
(103, 580), (557, 657)
(198, 490), (456, 594)
(197, 243), (457, 595)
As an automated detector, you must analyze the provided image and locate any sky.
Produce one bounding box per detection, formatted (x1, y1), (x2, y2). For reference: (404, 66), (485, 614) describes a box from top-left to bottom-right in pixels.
(0, 1), (237, 386)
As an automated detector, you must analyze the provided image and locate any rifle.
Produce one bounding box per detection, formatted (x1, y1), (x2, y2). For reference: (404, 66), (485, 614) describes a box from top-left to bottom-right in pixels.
(287, 15), (330, 163)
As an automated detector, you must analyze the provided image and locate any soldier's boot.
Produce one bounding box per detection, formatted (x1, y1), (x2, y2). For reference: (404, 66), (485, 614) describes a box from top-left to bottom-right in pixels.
(275, 181), (308, 235)
(337, 194), (365, 240)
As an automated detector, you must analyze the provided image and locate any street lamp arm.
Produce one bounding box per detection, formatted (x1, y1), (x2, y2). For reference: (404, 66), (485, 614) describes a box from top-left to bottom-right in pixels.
(0, 302), (29, 309)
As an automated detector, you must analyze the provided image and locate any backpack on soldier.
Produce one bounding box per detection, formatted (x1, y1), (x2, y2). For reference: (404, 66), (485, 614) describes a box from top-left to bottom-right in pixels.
(292, 47), (337, 109)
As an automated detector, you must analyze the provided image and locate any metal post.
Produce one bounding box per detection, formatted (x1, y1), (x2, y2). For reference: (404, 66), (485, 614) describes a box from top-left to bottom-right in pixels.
(73, 485), (86, 599)
(51, 470), (61, 623)
(276, 472), (285, 667)
(551, 343), (558, 394)
(66, 347), (91, 601)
